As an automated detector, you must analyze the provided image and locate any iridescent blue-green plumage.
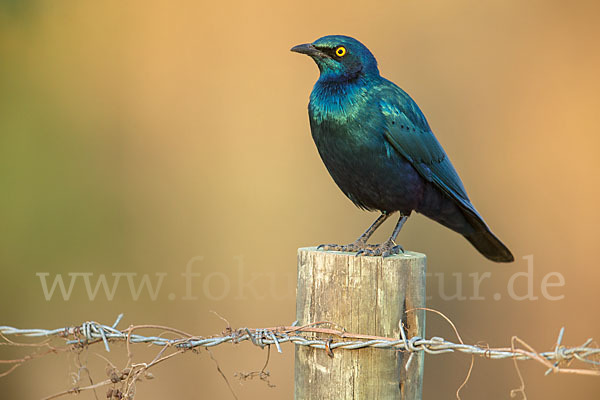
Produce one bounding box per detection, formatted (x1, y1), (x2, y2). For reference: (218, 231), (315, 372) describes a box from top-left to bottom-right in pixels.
(292, 35), (513, 262)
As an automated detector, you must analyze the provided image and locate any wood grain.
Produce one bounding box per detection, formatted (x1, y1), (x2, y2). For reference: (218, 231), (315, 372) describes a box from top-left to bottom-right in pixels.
(295, 247), (426, 400)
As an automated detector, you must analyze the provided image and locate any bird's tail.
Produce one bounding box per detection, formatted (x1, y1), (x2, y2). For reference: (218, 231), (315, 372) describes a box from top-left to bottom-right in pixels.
(463, 229), (514, 263)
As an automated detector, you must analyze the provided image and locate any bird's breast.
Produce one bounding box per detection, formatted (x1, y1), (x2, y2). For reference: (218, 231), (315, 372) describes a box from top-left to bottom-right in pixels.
(308, 89), (424, 212)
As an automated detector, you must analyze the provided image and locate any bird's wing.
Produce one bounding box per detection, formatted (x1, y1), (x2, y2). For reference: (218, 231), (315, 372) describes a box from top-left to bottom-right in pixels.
(377, 84), (480, 217)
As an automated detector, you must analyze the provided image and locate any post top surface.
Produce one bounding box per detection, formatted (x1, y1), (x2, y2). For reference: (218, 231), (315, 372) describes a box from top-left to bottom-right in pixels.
(298, 246), (426, 260)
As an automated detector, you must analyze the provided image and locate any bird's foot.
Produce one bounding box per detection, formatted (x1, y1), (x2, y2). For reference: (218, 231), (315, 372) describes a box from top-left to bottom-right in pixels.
(317, 240), (377, 253)
(356, 240), (404, 258)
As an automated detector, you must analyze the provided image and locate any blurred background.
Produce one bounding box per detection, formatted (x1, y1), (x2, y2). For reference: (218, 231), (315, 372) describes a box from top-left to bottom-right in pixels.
(1, 0), (599, 398)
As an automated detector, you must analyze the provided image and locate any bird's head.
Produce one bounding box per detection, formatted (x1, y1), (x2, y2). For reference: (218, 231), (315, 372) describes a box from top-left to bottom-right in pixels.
(291, 35), (379, 83)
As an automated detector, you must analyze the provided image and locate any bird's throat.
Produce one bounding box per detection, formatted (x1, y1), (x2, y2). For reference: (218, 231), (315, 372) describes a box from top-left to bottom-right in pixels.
(309, 78), (371, 124)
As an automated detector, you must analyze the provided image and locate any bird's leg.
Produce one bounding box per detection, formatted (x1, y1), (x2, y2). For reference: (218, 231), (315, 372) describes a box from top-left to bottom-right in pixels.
(353, 212), (391, 245)
(357, 213), (409, 257)
(318, 212), (391, 253)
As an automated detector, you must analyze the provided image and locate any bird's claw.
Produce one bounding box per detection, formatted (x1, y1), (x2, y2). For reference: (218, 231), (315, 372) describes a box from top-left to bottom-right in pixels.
(356, 242), (404, 258)
(317, 241), (377, 253)
(318, 240), (403, 258)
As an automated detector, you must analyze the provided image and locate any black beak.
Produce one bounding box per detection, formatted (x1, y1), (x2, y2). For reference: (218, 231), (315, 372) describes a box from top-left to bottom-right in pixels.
(290, 43), (322, 57)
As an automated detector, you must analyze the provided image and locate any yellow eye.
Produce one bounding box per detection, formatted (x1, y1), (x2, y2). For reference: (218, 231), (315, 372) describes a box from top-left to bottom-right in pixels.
(335, 46), (346, 57)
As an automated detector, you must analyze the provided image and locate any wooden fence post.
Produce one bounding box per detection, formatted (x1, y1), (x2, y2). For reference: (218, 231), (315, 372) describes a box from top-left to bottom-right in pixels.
(295, 247), (426, 400)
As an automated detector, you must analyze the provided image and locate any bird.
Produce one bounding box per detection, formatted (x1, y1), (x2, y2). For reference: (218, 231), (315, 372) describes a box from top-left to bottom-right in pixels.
(291, 35), (514, 262)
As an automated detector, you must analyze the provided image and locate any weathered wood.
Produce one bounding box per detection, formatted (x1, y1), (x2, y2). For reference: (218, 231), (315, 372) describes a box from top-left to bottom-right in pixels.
(295, 247), (426, 400)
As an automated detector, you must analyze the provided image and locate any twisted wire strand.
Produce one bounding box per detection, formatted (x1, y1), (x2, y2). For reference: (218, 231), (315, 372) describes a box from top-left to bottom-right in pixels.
(1, 314), (599, 369)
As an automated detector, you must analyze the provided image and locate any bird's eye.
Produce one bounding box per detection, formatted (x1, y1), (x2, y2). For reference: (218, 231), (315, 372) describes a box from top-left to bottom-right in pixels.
(335, 46), (347, 57)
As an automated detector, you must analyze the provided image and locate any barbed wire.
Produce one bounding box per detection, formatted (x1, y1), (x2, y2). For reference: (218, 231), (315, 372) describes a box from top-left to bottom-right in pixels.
(1, 313), (599, 373)
(1, 313), (599, 399)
